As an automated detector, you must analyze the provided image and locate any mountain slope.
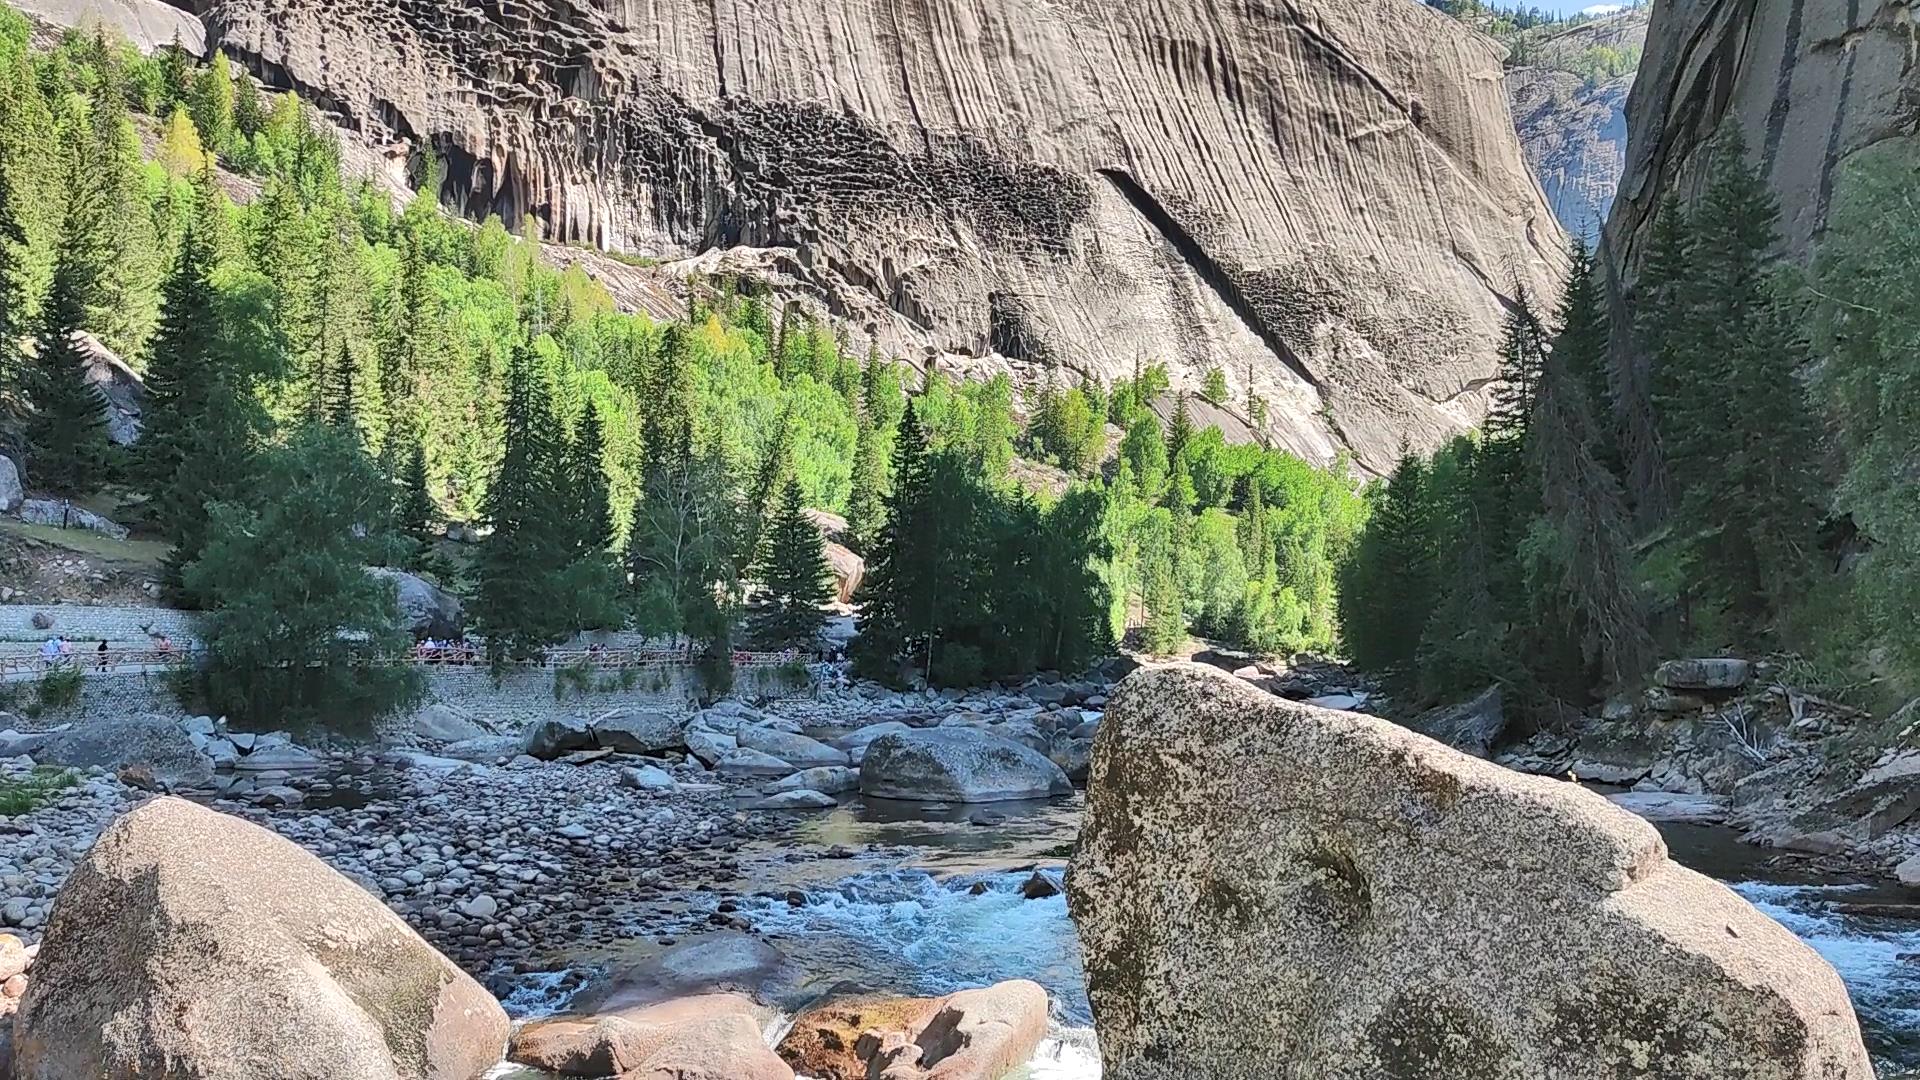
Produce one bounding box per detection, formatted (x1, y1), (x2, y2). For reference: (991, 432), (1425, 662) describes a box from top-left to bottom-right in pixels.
(172, 0), (1564, 472)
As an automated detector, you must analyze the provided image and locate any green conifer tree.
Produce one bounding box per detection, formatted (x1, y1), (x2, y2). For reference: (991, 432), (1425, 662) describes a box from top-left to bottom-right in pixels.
(755, 476), (832, 648)
(852, 402), (936, 680)
(22, 197), (109, 493)
(564, 400), (613, 554)
(846, 414), (887, 551)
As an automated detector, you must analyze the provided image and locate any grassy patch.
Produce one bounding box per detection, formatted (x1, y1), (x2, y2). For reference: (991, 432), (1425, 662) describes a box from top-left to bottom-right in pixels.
(0, 518), (172, 567)
(0, 766), (78, 816)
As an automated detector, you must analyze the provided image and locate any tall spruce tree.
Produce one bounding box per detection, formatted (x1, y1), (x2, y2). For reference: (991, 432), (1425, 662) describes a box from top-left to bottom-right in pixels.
(1527, 242), (1652, 690)
(23, 196), (109, 493)
(755, 475), (832, 648)
(852, 401), (936, 679)
(472, 347), (569, 659)
(1337, 452), (1436, 684)
(563, 400), (613, 555)
(1626, 194), (1691, 521)
(1655, 131), (1823, 640)
(141, 171), (258, 594)
(0, 155), (24, 406)
(846, 414), (886, 551)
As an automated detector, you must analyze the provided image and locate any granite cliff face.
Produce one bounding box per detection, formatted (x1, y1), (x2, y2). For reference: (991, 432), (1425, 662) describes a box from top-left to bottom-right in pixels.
(175, 0), (1564, 471)
(1605, 0), (1918, 277)
(1505, 13), (1648, 243)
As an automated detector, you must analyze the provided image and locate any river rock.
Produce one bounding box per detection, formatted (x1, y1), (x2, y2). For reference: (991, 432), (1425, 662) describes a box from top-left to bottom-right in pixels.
(618, 764), (677, 790)
(860, 729), (1072, 803)
(40, 714), (212, 790)
(591, 707), (687, 754)
(833, 721), (914, 764)
(582, 932), (788, 1012)
(232, 742), (321, 772)
(0, 454), (20, 512)
(776, 979), (1048, 1080)
(1069, 663), (1874, 1080)
(686, 729), (738, 766)
(523, 715), (596, 758)
(767, 766), (859, 795)
(411, 703), (488, 743)
(12, 797), (509, 1080)
(714, 747), (798, 778)
(751, 789), (836, 810)
(1406, 685), (1505, 757)
(736, 726), (848, 768)
(1655, 657), (1752, 691)
(0, 729), (50, 759)
(510, 993), (791, 1079)
(17, 498), (128, 540)
(1607, 791), (1730, 825)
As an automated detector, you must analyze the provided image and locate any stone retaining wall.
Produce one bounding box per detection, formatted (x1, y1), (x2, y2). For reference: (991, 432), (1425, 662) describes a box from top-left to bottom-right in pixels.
(0, 603), (196, 646)
(5, 662), (812, 737)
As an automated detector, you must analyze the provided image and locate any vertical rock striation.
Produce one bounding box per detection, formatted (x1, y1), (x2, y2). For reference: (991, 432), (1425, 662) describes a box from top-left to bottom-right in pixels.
(1604, 0), (1918, 286)
(176, 0), (1565, 471)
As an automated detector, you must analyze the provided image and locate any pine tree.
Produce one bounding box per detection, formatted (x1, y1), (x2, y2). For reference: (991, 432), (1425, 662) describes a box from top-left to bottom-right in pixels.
(738, 405), (792, 568)
(189, 50), (236, 156)
(1657, 130), (1823, 638)
(1337, 453), (1436, 683)
(472, 347), (569, 659)
(564, 400), (612, 554)
(142, 171), (258, 590)
(755, 476), (832, 648)
(852, 401), (937, 680)
(1527, 242), (1653, 690)
(232, 70), (266, 140)
(846, 414), (887, 551)
(1166, 392), (1194, 461)
(1625, 194), (1691, 520)
(0, 155), (25, 405)
(22, 196), (109, 493)
(396, 438), (439, 560)
(326, 342), (358, 433)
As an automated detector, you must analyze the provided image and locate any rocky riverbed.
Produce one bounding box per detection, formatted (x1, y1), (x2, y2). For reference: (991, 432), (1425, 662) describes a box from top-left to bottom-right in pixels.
(8, 663), (1920, 1079)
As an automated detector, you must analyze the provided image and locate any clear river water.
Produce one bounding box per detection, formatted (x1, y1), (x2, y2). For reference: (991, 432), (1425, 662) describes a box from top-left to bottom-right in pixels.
(495, 795), (1920, 1079)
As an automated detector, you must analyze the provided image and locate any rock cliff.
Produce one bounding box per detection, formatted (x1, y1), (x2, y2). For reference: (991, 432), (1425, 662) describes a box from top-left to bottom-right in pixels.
(1069, 663), (1873, 1080)
(1604, 0), (1918, 278)
(1505, 13), (1648, 243)
(174, 0), (1564, 471)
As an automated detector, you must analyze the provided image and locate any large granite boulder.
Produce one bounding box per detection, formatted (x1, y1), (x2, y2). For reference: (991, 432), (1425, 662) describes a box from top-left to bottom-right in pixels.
(40, 714), (212, 790)
(1069, 663), (1873, 1080)
(860, 729), (1072, 803)
(16, 498), (128, 540)
(523, 714), (596, 758)
(590, 707), (688, 754)
(736, 725), (848, 768)
(13, 797), (509, 1079)
(367, 567), (464, 640)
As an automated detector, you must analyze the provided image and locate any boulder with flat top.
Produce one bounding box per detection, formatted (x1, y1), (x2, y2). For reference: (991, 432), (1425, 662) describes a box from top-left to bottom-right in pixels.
(1069, 663), (1873, 1080)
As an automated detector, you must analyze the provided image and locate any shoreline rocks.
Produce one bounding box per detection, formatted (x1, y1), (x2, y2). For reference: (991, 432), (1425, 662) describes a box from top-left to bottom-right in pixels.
(776, 979), (1049, 1080)
(1071, 663), (1874, 1080)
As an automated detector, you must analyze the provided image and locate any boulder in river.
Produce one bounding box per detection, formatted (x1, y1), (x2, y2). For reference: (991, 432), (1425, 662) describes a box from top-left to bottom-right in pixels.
(590, 707), (688, 754)
(1069, 663), (1874, 1080)
(776, 979), (1048, 1080)
(523, 714), (596, 758)
(736, 725), (849, 768)
(861, 729), (1072, 803)
(510, 993), (791, 1079)
(13, 797), (509, 1080)
(366, 566), (464, 640)
(40, 714), (211, 790)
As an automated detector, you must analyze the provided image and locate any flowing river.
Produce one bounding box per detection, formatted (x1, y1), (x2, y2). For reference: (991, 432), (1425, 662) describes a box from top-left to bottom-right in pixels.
(484, 794), (1920, 1079)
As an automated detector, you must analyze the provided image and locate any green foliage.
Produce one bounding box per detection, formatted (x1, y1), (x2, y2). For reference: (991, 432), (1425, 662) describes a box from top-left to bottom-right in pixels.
(1810, 143), (1920, 677)
(29, 662), (84, 712)
(183, 423), (422, 731)
(854, 402), (1113, 685)
(1200, 365), (1228, 405)
(0, 766), (76, 815)
(1651, 131), (1823, 645)
(1030, 374), (1105, 475)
